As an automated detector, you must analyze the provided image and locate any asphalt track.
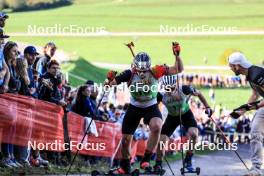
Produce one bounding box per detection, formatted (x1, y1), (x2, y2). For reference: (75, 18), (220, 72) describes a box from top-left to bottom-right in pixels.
(163, 144), (262, 176)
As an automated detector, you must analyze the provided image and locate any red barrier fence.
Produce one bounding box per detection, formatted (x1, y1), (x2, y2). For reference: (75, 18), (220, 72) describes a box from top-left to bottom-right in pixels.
(0, 93), (187, 158)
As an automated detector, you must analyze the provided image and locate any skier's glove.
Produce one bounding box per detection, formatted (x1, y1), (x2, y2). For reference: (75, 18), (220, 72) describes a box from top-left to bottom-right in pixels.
(107, 70), (117, 81)
(172, 42), (181, 56)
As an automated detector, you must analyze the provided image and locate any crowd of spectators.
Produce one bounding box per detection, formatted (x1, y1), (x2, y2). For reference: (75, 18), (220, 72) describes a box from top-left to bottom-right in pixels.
(179, 73), (248, 88)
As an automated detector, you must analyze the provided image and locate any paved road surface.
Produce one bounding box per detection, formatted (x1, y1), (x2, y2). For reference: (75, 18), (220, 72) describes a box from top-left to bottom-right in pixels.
(163, 144), (262, 176)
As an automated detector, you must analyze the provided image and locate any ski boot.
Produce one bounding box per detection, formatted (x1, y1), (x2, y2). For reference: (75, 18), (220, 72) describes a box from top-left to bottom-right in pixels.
(153, 162), (166, 175)
(184, 152), (194, 172)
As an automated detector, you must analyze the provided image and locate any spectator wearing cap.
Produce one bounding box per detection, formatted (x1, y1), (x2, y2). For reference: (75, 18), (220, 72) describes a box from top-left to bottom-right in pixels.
(0, 12), (8, 28)
(0, 28), (10, 93)
(35, 42), (57, 76)
(38, 60), (67, 106)
(3, 41), (20, 93)
(16, 46), (39, 97)
(15, 47), (40, 168)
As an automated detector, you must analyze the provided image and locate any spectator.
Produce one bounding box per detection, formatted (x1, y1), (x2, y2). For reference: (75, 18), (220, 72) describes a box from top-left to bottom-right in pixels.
(86, 80), (99, 119)
(243, 116), (251, 144)
(71, 85), (95, 117)
(35, 42), (57, 76)
(0, 12), (8, 28)
(1, 41), (22, 168)
(98, 98), (110, 121)
(16, 46), (39, 97)
(14, 46), (40, 167)
(209, 86), (215, 104)
(134, 124), (149, 141)
(236, 117), (244, 143)
(38, 60), (66, 106)
(3, 41), (20, 93)
(108, 103), (116, 122)
(0, 28), (10, 93)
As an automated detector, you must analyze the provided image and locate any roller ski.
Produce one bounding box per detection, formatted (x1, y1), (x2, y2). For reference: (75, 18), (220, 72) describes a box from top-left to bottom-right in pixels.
(91, 167), (139, 176)
(152, 163), (166, 175)
(180, 153), (200, 175)
(137, 161), (165, 175)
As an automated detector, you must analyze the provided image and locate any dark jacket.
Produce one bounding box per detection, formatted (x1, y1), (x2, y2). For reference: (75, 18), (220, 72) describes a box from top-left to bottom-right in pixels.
(71, 97), (95, 118)
(38, 72), (63, 104)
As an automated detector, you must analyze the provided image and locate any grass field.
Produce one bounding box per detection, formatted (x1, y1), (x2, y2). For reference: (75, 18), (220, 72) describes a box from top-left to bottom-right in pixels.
(11, 35), (264, 66)
(6, 0), (264, 71)
(199, 87), (251, 109)
(5, 0), (264, 32)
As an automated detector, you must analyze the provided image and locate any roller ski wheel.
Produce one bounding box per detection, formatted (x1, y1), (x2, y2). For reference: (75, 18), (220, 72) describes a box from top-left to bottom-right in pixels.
(131, 168), (140, 176)
(196, 167), (201, 175)
(180, 167), (201, 175)
(153, 165), (166, 175)
(143, 166), (153, 174)
(91, 170), (100, 176)
(91, 167), (133, 176)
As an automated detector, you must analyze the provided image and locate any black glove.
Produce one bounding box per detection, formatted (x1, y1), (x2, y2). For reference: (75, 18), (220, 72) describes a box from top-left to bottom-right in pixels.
(205, 107), (213, 117)
(230, 111), (241, 119)
(234, 100), (260, 111)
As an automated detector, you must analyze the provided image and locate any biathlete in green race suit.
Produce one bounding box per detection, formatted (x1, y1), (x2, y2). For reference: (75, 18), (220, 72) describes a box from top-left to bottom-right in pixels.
(154, 75), (213, 173)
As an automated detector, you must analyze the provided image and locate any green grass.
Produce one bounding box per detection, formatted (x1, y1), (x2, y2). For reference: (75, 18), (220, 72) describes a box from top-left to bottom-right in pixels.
(11, 35), (264, 66)
(0, 158), (109, 175)
(199, 87), (252, 109)
(61, 57), (108, 86)
(4, 0), (264, 32)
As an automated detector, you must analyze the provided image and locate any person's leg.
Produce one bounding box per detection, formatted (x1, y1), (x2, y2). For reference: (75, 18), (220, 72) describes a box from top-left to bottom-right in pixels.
(186, 127), (198, 154)
(154, 115), (179, 173)
(114, 104), (142, 174)
(182, 110), (198, 169)
(119, 134), (133, 173)
(155, 114), (180, 168)
(249, 108), (264, 175)
(146, 117), (163, 153)
(140, 104), (163, 169)
(156, 135), (169, 163)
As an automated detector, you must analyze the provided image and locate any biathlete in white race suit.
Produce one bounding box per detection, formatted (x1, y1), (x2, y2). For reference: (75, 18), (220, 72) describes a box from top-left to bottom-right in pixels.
(228, 52), (264, 176)
(105, 43), (183, 174)
(153, 75), (213, 174)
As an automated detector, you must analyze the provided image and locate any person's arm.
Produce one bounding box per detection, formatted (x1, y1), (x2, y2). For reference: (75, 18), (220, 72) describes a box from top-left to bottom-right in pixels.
(168, 56), (184, 75)
(183, 85), (210, 108)
(168, 42), (184, 74)
(248, 89), (259, 104)
(106, 69), (132, 86)
(151, 43), (184, 79)
(157, 92), (163, 103)
(85, 98), (95, 117)
(2, 60), (10, 92)
(36, 58), (44, 75)
(257, 99), (264, 109)
(182, 85), (213, 116)
(16, 58), (30, 86)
